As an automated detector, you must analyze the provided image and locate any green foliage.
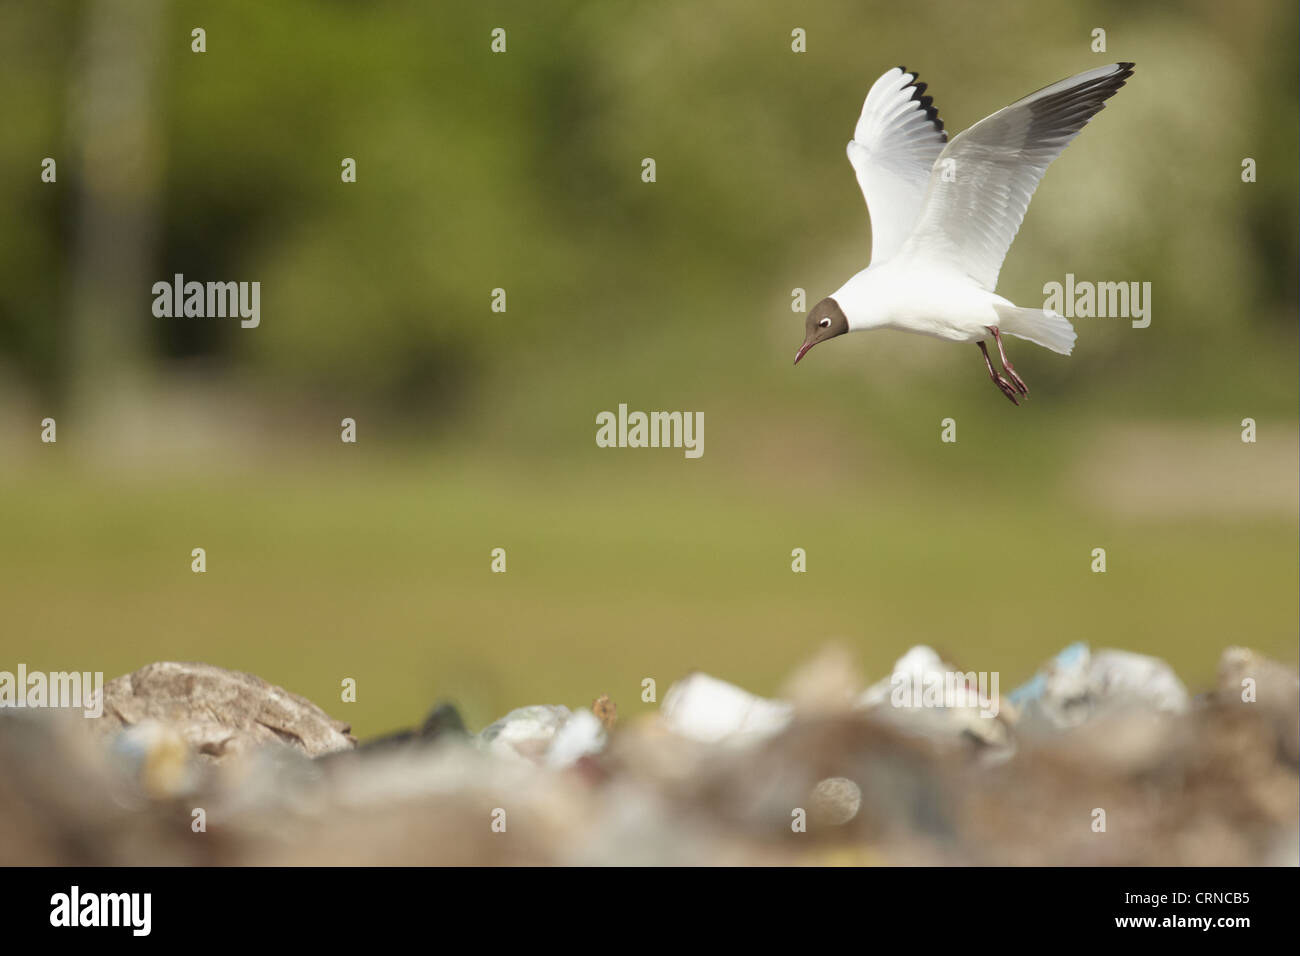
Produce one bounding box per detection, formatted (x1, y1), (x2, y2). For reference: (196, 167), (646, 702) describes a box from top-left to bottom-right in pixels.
(1, 0), (1294, 413)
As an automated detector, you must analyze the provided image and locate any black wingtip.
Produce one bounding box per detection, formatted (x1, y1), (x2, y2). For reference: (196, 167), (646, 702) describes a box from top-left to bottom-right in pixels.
(1104, 62), (1137, 97)
(902, 70), (945, 136)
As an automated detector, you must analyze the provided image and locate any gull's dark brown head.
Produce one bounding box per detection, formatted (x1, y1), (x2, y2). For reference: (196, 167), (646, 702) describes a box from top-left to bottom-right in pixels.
(794, 297), (849, 365)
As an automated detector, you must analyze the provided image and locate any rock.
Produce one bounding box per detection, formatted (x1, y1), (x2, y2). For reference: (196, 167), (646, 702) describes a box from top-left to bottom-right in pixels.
(659, 673), (793, 745)
(91, 661), (355, 760)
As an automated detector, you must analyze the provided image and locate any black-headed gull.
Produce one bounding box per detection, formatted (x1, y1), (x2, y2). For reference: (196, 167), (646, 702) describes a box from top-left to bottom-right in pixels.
(794, 63), (1135, 404)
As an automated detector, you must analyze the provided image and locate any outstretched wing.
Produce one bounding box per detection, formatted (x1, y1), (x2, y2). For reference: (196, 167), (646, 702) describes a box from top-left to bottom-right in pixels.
(846, 67), (948, 266)
(900, 62), (1135, 290)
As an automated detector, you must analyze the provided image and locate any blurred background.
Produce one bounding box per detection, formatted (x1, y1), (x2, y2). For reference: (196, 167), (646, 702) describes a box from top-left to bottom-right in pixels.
(1, 0), (1295, 738)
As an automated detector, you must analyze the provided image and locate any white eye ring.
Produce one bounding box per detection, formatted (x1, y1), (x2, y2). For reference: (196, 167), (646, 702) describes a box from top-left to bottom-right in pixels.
(818, 317), (831, 328)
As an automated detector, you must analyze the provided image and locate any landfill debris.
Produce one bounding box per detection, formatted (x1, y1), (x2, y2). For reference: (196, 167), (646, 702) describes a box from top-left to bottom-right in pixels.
(592, 693), (618, 731)
(808, 776), (863, 826)
(659, 672), (793, 744)
(350, 702), (468, 754)
(0, 646), (1295, 865)
(478, 704), (575, 764)
(855, 646), (1014, 756)
(1010, 643), (1189, 737)
(111, 719), (198, 798)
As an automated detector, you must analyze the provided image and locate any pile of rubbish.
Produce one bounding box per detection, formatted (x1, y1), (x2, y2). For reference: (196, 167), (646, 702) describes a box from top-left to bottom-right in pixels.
(1, 644), (1295, 865)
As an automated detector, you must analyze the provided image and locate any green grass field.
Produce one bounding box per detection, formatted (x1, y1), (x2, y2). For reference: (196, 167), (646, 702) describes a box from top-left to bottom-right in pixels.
(4, 425), (1294, 737)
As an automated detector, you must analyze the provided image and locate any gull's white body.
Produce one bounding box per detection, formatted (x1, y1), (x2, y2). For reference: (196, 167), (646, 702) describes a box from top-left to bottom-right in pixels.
(829, 62), (1135, 356)
(834, 259), (1014, 342)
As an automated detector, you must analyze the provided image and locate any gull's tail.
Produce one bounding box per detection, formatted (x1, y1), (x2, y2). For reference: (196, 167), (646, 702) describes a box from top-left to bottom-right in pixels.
(995, 305), (1077, 356)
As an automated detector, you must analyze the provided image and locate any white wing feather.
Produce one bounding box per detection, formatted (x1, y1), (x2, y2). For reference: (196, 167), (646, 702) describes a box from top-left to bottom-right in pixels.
(899, 62), (1135, 290)
(846, 67), (948, 266)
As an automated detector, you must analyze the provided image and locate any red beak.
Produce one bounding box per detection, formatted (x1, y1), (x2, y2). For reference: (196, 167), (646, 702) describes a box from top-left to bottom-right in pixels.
(794, 341), (814, 365)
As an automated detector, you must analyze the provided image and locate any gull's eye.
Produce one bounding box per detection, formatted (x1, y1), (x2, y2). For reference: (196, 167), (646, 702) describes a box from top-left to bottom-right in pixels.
(818, 317), (831, 329)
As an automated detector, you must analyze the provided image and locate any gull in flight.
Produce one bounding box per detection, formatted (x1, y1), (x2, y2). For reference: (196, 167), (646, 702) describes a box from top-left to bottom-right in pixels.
(794, 63), (1135, 404)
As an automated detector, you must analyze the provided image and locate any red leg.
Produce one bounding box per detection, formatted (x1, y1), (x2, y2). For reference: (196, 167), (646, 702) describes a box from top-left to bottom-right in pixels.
(986, 326), (1028, 396)
(978, 341), (1020, 405)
